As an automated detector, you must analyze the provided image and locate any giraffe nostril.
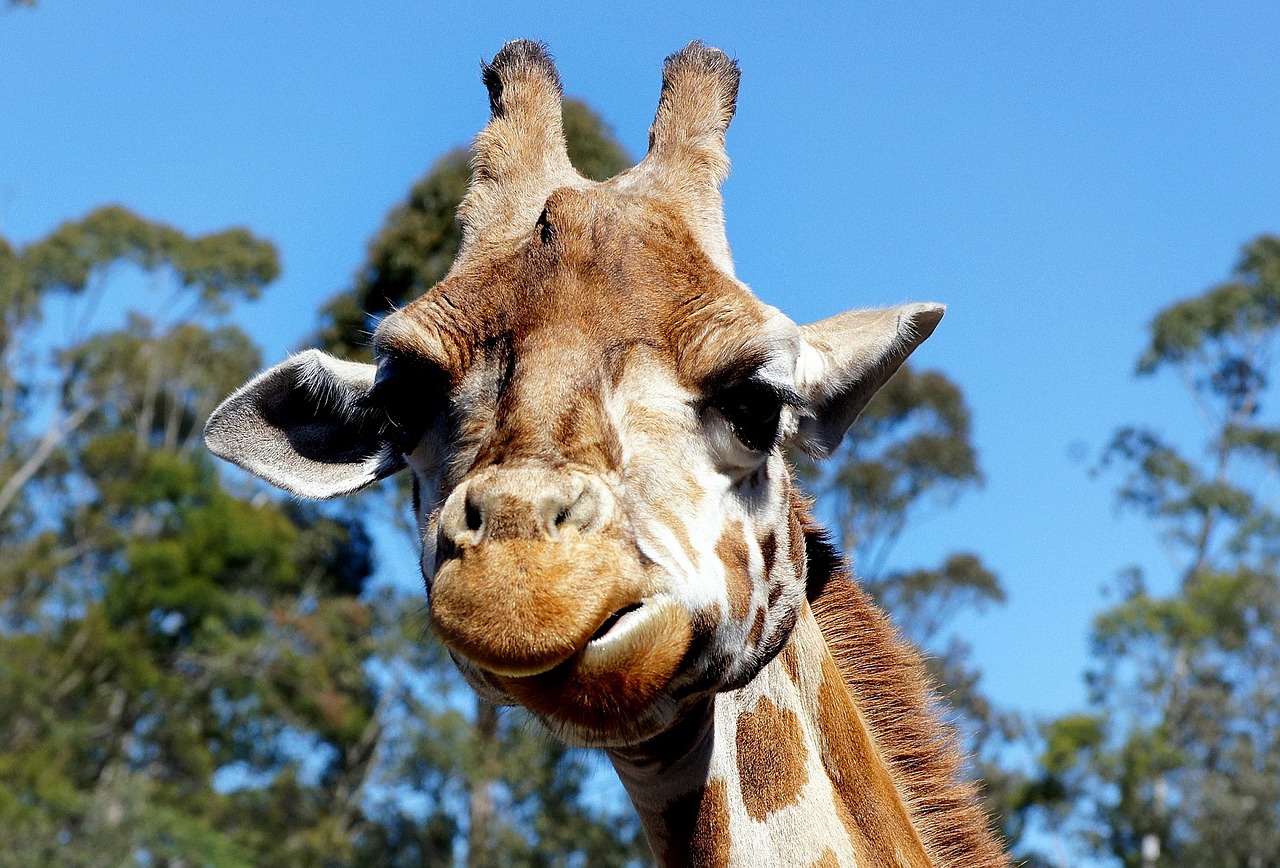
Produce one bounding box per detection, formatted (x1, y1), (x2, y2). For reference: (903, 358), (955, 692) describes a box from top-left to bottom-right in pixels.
(465, 499), (483, 534)
(551, 488), (589, 534)
(445, 469), (609, 543)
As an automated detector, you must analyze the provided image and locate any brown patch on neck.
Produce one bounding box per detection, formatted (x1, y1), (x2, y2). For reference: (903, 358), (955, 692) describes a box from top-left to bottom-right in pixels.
(794, 494), (1009, 867)
(759, 530), (777, 577)
(662, 777), (732, 868)
(735, 695), (808, 822)
(811, 849), (840, 868)
(778, 638), (803, 685)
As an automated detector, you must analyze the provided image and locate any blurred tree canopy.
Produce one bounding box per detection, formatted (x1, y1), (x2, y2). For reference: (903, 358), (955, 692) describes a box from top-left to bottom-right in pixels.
(1035, 234), (1280, 866)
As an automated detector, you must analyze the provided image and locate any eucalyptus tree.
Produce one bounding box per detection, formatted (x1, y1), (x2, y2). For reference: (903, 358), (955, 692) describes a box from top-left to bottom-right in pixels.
(0, 208), (394, 865)
(1041, 235), (1280, 866)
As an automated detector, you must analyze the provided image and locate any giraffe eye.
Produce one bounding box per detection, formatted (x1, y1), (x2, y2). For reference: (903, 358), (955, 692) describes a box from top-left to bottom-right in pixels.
(710, 380), (785, 453)
(369, 358), (447, 454)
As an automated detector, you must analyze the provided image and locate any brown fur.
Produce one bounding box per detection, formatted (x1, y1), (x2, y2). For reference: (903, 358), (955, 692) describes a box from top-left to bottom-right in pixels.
(814, 648), (930, 865)
(759, 531), (778, 578)
(457, 41), (583, 256)
(735, 695), (808, 821)
(378, 189), (764, 434)
(649, 500), (696, 562)
(632, 42), (741, 271)
(745, 607), (766, 648)
(798, 497), (1009, 867)
(778, 636), (803, 685)
(716, 522), (753, 620)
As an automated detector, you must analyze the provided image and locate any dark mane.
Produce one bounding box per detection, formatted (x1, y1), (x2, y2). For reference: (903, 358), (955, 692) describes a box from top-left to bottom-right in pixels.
(797, 496), (1009, 867)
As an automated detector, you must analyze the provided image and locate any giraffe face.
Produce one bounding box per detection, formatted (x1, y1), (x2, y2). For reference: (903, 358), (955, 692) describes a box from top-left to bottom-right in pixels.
(373, 191), (811, 745)
(204, 40), (943, 749)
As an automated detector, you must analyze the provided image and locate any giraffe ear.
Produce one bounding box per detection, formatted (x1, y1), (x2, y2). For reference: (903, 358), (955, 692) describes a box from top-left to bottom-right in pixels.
(204, 349), (404, 499)
(791, 303), (944, 459)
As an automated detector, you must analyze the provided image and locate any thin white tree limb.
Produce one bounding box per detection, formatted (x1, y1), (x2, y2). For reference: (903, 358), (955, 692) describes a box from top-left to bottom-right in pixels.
(0, 399), (97, 518)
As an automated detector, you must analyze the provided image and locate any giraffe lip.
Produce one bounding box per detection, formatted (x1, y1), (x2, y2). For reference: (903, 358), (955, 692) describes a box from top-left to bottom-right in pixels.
(577, 595), (679, 671)
(589, 601), (645, 642)
(477, 598), (657, 680)
(495, 596), (693, 743)
(491, 601), (656, 683)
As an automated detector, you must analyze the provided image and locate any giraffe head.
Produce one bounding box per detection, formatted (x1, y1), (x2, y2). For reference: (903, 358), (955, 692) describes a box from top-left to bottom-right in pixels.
(205, 41), (941, 747)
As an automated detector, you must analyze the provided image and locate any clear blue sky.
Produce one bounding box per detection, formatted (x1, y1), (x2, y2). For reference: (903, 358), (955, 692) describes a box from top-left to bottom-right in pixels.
(3, 1), (1277, 723)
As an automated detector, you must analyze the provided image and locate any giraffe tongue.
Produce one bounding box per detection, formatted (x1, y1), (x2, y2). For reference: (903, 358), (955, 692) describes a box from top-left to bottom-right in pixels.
(590, 602), (644, 642)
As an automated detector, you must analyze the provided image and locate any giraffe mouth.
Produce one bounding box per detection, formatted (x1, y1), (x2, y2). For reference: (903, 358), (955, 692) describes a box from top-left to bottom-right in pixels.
(577, 597), (676, 672)
(428, 537), (648, 679)
(497, 595), (693, 740)
(589, 602), (646, 642)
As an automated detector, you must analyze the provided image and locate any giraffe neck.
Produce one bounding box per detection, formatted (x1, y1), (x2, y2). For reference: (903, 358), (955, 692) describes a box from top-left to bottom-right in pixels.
(606, 604), (933, 868)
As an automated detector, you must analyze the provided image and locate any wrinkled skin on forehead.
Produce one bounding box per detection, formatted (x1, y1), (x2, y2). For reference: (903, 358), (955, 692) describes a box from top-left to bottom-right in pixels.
(375, 188), (810, 745)
(379, 191), (776, 408)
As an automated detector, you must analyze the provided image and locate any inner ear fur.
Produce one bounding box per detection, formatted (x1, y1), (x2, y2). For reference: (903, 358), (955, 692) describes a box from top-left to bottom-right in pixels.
(204, 349), (403, 499)
(792, 302), (944, 459)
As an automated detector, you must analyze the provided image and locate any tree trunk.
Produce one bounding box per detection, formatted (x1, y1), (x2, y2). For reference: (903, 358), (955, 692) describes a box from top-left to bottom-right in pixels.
(467, 698), (499, 868)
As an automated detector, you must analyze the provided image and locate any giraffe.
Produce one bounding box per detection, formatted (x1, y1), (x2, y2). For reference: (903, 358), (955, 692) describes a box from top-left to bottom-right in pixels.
(204, 40), (1009, 867)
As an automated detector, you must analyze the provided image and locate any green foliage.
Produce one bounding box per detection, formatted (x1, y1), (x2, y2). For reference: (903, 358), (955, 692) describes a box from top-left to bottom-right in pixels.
(1140, 235), (1280, 377)
(21, 205), (277, 311)
(0, 208), (388, 864)
(872, 552), (1004, 644)
(814, 365), (981, 574)
(1035, 234), (1280, 866)
(561, 100), (633, 183)
(0, 207), (279, 544)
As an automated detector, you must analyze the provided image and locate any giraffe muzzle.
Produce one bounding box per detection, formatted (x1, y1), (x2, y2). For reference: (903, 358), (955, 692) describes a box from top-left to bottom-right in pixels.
(429, 535), (649, 677)
(430, 466), (649, 678)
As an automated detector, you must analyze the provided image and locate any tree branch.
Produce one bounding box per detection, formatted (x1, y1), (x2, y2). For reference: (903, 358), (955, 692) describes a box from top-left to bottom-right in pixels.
(0, 399), (97, 518)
